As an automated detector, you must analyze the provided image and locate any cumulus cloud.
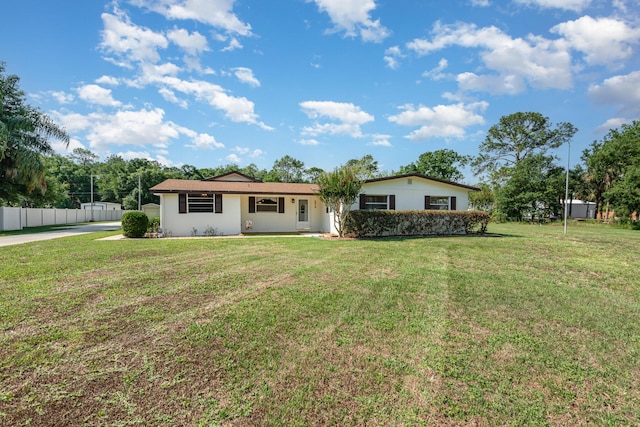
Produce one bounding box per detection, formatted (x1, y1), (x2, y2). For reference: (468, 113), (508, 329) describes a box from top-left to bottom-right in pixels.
(184, 133), (224, 149)
(131, 0), (252, 36)
(406, 21), (573, 94)
(55, 108), (185, 151)
(300, 100), (374, 138)
(388, 101), (488, 142)
(310, 0), (390, 42)
(233, 67), (260, 87)
(50, 91), (74, 104)
(167, 27), (209, 55)
(551, 16), (640, 66)
(226, 153), (241, 163)
(384, 46), (403, 69)
(514, 0), (592, 12)
(588, 71), (640, 117)
(299, 138), (321, 146)
(77, 84), (122, 107)
(100, 12), (168, 65)
(368, 134), (392, 147)
(95, 75), (120, 85)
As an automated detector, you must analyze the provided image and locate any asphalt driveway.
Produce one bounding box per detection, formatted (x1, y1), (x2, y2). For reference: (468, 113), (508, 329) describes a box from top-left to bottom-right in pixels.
(0, 222), (122, 247)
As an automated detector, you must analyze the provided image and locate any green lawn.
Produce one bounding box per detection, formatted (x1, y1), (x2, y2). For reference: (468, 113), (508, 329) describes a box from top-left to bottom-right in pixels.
(0, 223), (638, 426)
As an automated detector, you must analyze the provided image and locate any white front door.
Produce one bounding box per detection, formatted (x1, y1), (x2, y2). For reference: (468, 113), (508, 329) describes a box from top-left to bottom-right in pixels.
(296, 199), (310, 229)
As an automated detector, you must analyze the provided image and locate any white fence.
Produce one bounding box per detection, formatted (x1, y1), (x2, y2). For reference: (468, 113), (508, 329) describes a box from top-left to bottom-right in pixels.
(0, 207), (125, 231)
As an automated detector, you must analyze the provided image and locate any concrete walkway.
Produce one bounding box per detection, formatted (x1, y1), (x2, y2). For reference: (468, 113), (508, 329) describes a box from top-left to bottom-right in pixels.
(0, 222), (122, 247)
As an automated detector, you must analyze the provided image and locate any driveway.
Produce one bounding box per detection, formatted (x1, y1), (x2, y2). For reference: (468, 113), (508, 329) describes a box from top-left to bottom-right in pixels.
(0, 222), (122, 247)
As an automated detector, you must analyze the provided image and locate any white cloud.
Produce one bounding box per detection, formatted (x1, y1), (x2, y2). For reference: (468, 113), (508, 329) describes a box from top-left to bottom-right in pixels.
(52, 137), (85, 154)
(77, 84), (122, 107)
(310, 0), (390, 42)
(595, 117), (631, 133)
(50, 91), (74, 104)
(55, 108), (183, 151)
(299, 138), (321, 146)
(384, 45), (403, 69)
(407, 21), (573, 93)
(226, 153), (241, 163)
(470, 0), (490, 6)
(117, 150), (152, 160)
(422, 58), (449, 80)
(249, 149), (263, 158)
(133, 0), (252, 36)
(233, 67), (260, 87)
(156, 76), (272, 129)
(300, 100), (374, 138)
(588, 71), (640, 117)
(100, 12), (168, 65)
(388, 101), (488, 142)
(514, 0), (592, 12)
(167, 27), (209, 56)
(185, 133), (224, 150)
(220, 37), (243, 52)
(95, 75), (120, 85)
(158, 87), (189, 108)
(368, 134), (392, 147)
(551, 16), (640, 66)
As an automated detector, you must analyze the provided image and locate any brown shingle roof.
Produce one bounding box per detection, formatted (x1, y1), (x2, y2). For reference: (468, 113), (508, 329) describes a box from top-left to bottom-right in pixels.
(150, 179), (319, 195)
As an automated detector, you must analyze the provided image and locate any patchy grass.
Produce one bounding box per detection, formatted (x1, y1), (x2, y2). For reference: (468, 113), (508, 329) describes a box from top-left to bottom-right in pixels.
(0, 223), (639, 425)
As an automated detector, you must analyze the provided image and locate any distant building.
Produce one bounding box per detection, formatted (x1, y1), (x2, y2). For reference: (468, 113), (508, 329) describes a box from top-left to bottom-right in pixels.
(564, 200), (596, 219)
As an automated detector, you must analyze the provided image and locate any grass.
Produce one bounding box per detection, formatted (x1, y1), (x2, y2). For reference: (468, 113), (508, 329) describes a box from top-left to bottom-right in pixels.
(0, 223), (639, 425)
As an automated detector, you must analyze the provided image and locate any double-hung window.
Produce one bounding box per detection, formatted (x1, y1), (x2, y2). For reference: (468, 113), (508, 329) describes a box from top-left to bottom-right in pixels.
(359, 194), (396, 210)
(425, 196), (456, 210)
(248, 196), (285, 214)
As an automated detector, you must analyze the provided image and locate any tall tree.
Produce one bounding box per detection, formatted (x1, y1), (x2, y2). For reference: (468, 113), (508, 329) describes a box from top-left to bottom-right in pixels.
(472, 112), (577, 182)
(0, 63), (69, 204)
(345, 154), (380, 180)
(399, 149), (470, 182)
(267, 155), (306, 183)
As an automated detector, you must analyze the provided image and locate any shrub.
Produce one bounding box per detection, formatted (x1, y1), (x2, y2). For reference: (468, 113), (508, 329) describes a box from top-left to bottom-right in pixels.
(121, 211), (149, 238)
(148, 216), (160, 233)
(344, 210), (489, 238)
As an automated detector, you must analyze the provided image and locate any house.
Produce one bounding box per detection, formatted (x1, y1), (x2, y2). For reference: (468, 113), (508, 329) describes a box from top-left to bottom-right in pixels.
(150, 171), (478, 236)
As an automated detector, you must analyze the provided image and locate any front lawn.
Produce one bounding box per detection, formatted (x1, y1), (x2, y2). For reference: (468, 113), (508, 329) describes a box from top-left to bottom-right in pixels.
(0, 223), (638, 425)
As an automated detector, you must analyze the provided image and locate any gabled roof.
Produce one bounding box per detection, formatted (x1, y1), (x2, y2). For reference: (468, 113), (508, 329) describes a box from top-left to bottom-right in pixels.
(364, 173), (480, 191)
(150, 179), (319, 195)
(202, 171), (261, 182)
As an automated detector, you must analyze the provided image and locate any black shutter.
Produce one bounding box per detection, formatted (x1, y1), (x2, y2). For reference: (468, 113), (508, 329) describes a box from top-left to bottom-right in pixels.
(215, 193), (223, 213)
(179, 194), (187, 213)
(359, 194), (366, 210)
(389, 195), (396, 210)
(249, 196), (255, 213)
(278, 197), (285, 213)
(424, 196), (430, 210)
(450, 196), (457, 210)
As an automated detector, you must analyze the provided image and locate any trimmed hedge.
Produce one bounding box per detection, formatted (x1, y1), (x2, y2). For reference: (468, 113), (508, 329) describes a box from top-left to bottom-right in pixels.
(344, 210), (489, 238)
(121, 211), (149, 238)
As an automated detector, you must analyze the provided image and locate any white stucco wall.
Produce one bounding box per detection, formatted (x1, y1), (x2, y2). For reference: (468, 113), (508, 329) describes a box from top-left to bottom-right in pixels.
(240, 195), (326, 233)
(353, 177), (472, 211)
(160, 193), (241, 236)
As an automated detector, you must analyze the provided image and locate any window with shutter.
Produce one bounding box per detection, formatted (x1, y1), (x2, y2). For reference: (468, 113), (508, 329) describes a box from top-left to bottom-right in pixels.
(179, 194), (187, 213)
(215, 193), (223, 213)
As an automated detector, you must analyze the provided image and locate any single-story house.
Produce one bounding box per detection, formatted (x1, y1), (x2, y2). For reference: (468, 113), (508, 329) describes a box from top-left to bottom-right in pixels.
(150, 171), (479, 236)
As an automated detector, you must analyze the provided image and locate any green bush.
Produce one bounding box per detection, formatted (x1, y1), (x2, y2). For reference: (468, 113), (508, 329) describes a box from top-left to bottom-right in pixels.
(345, 210), (489, 238)
(122, 211), (149, 238)
(148, 216), (160, 233)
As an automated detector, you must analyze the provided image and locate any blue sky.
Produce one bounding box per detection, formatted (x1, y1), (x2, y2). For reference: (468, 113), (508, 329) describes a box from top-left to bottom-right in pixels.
(1, 0), (639, 183)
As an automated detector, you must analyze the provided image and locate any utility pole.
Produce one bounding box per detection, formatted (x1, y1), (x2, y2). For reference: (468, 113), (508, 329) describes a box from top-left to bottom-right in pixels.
(90, 174), (95, 222)
(563, 141), (570, 235)
(138, 174), (142, 211)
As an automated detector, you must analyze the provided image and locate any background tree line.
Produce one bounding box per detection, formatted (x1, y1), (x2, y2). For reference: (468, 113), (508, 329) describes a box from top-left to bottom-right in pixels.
(2, 65), (639, 220)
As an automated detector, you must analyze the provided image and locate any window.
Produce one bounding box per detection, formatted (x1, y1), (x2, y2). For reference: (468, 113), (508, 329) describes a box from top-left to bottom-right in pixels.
(179, 193), (223, 214)
(359, 194), (396, 210)
(248, 196), (285, 213)
(257, 197), (278, 212)
(425, 196), (456, 210)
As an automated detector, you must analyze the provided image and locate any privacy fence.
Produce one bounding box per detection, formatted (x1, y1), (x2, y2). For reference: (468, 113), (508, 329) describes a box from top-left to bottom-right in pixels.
(0, 207), (124, 231)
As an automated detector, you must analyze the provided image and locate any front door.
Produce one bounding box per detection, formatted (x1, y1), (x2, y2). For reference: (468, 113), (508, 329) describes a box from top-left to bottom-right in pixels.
(296, 199), (310, 229)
